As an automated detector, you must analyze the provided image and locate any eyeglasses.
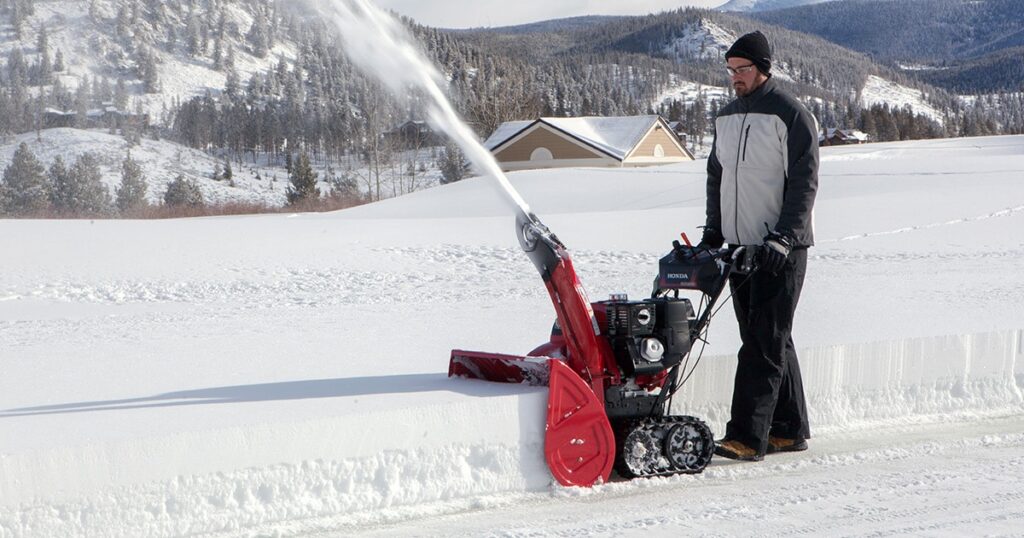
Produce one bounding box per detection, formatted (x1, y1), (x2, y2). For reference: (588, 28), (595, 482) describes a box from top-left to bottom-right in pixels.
(726, 63), (756, 76)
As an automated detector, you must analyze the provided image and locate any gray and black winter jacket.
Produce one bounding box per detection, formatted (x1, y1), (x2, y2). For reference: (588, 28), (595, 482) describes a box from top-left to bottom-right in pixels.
(707, 78), (819, 247)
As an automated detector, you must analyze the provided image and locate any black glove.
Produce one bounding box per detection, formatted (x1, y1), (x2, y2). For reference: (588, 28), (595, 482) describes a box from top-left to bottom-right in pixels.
(697, 227), (724, 249)
(760, 229), (792, 274)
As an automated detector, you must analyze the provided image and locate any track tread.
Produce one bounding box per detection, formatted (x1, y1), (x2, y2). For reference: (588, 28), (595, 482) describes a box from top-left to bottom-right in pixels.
(614, 415), (715, 479)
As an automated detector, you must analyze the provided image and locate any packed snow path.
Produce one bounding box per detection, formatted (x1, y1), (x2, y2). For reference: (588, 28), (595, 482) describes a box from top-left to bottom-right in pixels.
(336, 415), (1024, 537)
(2, 136), (1023, 537)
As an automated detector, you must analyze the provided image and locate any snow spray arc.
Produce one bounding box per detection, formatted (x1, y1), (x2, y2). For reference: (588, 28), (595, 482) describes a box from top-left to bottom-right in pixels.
(311, 0), (531, 215)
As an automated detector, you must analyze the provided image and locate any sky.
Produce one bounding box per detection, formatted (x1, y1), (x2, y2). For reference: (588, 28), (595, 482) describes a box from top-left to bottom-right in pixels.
(374, 0), (727, 29)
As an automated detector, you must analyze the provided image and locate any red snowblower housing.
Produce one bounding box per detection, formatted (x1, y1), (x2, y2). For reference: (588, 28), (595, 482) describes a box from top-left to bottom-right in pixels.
(449, 211), (749, 487)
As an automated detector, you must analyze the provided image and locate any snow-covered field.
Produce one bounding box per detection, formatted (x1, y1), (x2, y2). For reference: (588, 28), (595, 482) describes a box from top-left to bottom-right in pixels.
(2, 135), (1024, 537)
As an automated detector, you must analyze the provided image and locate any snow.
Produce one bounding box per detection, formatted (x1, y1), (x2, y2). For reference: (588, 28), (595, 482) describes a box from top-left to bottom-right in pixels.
(860, 74), (946, 125)
(2, 134), (1024, 536)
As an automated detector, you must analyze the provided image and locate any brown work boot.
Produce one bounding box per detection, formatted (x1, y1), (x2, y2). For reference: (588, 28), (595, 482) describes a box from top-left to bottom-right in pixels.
(766, 436), (808, 454)
(714, 439), (763, 462)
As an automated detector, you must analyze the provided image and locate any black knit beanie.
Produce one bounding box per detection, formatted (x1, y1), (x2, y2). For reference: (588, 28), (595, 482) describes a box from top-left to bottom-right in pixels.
(725, 31), (772, 75)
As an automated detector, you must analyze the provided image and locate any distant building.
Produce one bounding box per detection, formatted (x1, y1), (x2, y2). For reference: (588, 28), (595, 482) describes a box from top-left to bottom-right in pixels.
(384, 120), (443, 149)
(41, 104), (149, 131)
(43, 108), (76, 129)
(484, 115), (694, 171)
(820, 128), (869, 146)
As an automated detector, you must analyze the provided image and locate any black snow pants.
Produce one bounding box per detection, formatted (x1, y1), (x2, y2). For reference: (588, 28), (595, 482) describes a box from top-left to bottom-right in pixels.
(724, 247), (811, 455)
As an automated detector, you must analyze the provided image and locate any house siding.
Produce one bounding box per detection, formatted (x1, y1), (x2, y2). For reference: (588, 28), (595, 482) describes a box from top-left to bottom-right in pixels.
(631, 126), (687, 159)
(495, 126), (605, 162)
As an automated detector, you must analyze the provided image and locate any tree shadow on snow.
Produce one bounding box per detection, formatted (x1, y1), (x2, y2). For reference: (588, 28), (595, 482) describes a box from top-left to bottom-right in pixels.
(0, 373), (541, 417)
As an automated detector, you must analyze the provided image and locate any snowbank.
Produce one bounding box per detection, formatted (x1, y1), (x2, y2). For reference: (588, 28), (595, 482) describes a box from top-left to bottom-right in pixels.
(2, 331), (1021, 537)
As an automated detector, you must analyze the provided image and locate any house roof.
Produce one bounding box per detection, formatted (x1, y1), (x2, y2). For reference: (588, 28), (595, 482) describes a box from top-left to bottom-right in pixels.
(483, 120), (533, 150)
(485, 115), (667, 161)
(822, 128), (869, 141)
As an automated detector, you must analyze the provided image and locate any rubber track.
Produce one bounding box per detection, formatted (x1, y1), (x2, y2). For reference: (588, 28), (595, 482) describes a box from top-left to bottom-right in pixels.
(614, 415), (715, 479)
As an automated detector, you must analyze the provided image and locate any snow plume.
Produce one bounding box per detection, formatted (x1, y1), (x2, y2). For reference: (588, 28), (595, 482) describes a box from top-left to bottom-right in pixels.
(308, 0), (532, 215)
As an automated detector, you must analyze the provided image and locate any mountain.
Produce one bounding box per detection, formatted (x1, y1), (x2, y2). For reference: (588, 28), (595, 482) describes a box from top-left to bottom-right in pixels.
(451, 15), (622, 34)
(751, 0), (1024, 92)
(717, 0), (839, 12)
(456, 8), (992, 137)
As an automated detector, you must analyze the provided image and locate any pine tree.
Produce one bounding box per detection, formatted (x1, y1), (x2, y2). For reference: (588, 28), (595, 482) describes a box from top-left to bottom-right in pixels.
(225, 45), (236, 72)
(116, 153), (148, 213)
(247, 12), (271, 58)
(1, 142), (51, 215)
(166, 25), (178, 53)
(54, 49), (65, 72)
(186, 16), (202, 57)
(223, 160), (233, 182)
(163, 174), (204, 207)
(213, 38), (224, 71)
(225, 68), (240, 101)
(137, 47), (160, 93)
(74, 76), (90, 126)
(114, 78), (129, 110)
(47, 156), (68, 208)
(286, 152), (320, 205)
(115, 6), (131, 41)
(327, 171), (360, 203)
(52, 153), (111, 216)
(438, 144), (470, 184)
(35, 27), (52, 86)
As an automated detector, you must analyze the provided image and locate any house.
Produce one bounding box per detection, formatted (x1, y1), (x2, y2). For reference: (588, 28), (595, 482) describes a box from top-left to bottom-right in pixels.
(43, 108), (76, 129)
(820, 128), (869, 146)
(41, 104), (149, 131)
(384, 120), (443, 148)
(484, 115), (694, 171)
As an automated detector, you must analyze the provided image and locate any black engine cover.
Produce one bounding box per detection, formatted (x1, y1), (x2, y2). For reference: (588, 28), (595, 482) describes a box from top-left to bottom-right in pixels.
(599, 298), (695, 376)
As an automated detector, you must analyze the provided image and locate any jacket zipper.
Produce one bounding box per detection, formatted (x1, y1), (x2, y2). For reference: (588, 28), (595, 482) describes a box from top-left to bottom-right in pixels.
(742, 125), (751, 161)
(734, 114), (748, 244)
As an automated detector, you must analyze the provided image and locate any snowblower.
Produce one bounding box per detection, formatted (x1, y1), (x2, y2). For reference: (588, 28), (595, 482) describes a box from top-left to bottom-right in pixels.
(449, 210), (755, 487)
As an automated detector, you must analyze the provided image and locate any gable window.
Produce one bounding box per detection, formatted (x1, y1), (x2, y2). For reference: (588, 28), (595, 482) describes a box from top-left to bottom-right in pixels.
(653, 144), (665, 158)
(530, 147), (553, 161)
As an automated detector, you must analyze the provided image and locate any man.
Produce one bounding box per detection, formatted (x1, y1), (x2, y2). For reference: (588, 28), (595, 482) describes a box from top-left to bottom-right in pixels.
(700, 31), (819, 461)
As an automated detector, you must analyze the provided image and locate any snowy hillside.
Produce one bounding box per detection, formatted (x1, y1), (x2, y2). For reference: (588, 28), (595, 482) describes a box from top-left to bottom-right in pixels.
(8, 0), (297, 116)
(2, 134), (1023, 537)
(0, 128), (290, 206)
(660, 18), (735, 62)
(0, 128), (441, 209)
(860, 74), (945, 125)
